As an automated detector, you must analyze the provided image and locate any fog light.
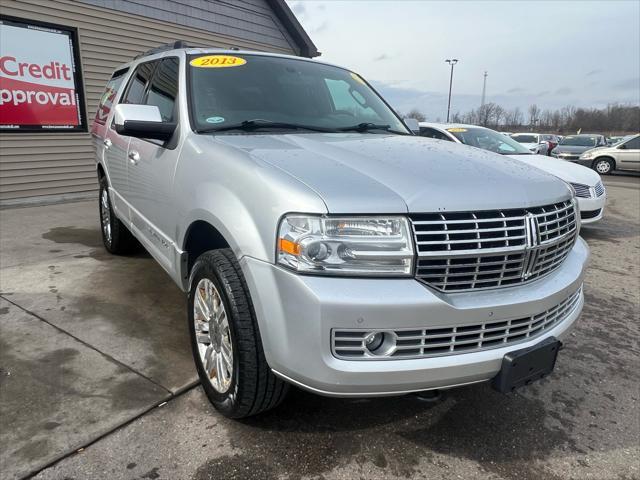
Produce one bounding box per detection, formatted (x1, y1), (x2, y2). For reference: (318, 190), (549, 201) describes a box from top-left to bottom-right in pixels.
(364, 332), (385, 352)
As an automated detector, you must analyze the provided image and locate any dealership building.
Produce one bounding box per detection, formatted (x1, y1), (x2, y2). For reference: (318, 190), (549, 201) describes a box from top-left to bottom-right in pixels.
(0, 0), (317, 205)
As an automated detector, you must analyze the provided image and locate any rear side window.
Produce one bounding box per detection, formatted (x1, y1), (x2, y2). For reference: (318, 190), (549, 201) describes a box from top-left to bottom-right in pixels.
(419, 127), (451, 141)
(94, 68), (128, 125)
(122, 61), (158, 104)
(145, 58), (179, 122)
(625, 136), (640, 149)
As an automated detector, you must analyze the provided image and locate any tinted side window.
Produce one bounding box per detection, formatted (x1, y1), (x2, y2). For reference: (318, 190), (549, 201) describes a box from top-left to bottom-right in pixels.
(145, 58), (179, 122)
(95, 68), (128, 125)
(419, 127), (451, 141)
(122, 61), (158, 104)
(624, 137), (640, 149)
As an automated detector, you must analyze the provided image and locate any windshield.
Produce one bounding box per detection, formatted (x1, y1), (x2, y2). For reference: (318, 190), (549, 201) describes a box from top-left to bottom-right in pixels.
(187, 54), (408, 134)
(511, 134), (538, 143)
(559, 135), (598, 146)
(447, 127), (532, 155)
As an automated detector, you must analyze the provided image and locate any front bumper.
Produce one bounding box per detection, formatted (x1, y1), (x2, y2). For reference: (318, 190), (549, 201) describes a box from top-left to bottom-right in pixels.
(240, 238), (589, 397)
(570, 158), (596, 168)
(577, 193), (606, 224)
(553, 153), (582, 161)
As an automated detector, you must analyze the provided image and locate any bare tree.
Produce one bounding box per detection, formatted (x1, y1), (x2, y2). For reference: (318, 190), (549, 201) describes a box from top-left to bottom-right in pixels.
(405, 109), (426, 122)
(528, 104), (541, 127)
(504, 107), (523, 128)
(492, 105), (505, 127)
(477, 103), (497, 127)
(447, 102), (638, 134)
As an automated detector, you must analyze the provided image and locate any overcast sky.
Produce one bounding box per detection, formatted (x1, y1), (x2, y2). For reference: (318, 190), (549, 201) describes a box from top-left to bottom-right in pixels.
(286, 0), (640, 121)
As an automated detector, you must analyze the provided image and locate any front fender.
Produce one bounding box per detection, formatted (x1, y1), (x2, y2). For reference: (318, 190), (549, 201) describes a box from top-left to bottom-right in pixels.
(174, 137), (327, 286)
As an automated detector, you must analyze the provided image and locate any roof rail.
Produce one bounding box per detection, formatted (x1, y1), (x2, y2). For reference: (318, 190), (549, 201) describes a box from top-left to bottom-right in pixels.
(135, 40), (190, 59)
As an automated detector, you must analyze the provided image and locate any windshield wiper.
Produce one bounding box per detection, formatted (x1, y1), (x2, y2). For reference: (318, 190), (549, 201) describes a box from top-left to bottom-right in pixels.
(197, 119), (336, 134)
(336, 122), (392, 133)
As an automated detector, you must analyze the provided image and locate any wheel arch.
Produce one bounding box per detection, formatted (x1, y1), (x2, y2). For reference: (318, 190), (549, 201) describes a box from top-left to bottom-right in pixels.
(182, 219), (231, 277)
(592, 156), (616, 172)
(97, 163), (106, 179)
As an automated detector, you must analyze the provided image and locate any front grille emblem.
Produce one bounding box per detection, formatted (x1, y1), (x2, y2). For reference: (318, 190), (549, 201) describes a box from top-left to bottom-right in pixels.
(522, 213), (540, 280)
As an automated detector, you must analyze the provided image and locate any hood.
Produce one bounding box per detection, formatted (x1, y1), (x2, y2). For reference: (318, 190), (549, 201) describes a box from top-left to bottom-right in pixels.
(507, 154), (601, 186)
(582, 146), (609, 155)
(553, 145), (594, 154)
(209, 133), (572, 214)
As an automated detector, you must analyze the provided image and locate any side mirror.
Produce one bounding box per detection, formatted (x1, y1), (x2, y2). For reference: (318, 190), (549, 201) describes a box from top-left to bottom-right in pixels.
(617, 143), (626, 149)
(403, 118), (420, 133)
(114, 104), (176, 141)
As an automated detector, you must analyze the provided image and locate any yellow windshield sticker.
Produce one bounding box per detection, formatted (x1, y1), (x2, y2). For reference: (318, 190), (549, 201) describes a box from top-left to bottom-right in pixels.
(350, 72), (366, 85)
(447, 128), (467, 132)
(190, 55), (247, 68)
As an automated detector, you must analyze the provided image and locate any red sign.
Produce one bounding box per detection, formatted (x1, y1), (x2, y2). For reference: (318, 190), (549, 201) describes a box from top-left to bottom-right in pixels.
(0, 16), (86, 132)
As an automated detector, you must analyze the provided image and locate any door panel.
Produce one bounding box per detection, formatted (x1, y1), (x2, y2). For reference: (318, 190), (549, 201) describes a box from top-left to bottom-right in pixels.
(126, 58), (181, 274)
(617, 137), (640, 171)
(127, 138), (179, 271)
(104, 127), (131, 217)
(92, 69), (130, 219)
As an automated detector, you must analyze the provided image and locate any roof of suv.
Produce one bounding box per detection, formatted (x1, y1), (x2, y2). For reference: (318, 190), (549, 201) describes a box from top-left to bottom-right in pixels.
(115, 47), (348, 75)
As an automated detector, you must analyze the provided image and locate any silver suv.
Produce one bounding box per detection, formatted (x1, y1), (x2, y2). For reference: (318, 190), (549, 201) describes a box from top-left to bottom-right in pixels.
(92, 45), (589, 418)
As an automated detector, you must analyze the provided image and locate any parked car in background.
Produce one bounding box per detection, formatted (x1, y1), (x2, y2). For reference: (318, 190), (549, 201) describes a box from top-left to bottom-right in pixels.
(576, 134), (640, 174)
(510, 133), (551, 155)
(543, 134), (560, 153)
(551, 134), (607, 160)
(606, 136), (625, 145)
(91, 45), (589, 418)
(419, 123), (606, 223)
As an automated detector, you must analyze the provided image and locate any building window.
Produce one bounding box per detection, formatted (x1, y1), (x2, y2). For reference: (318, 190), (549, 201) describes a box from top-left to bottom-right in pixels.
(0, 15), (87, 132)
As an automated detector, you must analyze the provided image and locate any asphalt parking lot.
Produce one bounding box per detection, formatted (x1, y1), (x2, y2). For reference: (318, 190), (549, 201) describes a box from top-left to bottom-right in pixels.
(1, 174), (638, 480)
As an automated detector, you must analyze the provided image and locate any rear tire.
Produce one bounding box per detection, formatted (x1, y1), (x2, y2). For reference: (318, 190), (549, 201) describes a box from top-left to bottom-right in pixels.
(593, 157), (614, 175)
(188, 249), (289, 418)
(98, 175), (139, 254)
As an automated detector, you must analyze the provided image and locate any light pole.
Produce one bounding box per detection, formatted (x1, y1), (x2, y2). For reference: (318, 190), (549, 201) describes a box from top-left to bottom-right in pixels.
(445, 59), (458, 122)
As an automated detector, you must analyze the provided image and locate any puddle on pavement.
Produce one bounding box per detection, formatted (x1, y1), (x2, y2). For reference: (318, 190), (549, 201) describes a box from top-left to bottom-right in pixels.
(42, 226), (103, 248)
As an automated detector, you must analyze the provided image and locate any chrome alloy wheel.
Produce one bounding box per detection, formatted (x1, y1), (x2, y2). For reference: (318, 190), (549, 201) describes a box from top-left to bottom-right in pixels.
(100, 188), (112, 244)
(595, 159), (611, 174)
(194, 278), (233, 393)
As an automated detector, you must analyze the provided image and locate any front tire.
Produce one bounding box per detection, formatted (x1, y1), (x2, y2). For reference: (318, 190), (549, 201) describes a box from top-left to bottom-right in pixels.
(98, 176), (139, 254)
(593, 157), (614, 175)
(188, 249), (288, 418)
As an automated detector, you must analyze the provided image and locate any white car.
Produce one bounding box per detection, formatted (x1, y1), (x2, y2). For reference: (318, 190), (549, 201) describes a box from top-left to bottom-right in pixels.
(510, 133), (551, 155)
(418, 123), (606, 223)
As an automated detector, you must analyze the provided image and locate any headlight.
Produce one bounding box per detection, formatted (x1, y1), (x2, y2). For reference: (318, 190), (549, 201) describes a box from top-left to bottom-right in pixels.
(277, 215), (414, 276)
(579, 151), (595, 159)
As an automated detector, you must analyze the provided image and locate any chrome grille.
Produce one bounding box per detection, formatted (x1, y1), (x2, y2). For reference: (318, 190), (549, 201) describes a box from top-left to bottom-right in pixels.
(332, 286), (582, 360)
(410, 200), (578, 292)
(570, 182), (592, 198)
(594, 181), (605, 197)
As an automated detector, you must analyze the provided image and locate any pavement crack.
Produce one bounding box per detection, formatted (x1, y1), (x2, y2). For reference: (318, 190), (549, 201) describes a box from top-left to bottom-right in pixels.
(23, 381), (200, 479)
(0, 294), (174, 396)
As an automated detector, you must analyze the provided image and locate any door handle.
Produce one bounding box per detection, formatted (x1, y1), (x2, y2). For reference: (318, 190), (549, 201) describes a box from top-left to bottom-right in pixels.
(103, 138), (112, 149)
(128, 150), (140, 165)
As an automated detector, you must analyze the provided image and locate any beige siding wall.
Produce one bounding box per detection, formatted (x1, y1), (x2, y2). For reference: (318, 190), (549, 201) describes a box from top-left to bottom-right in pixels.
(0, 0), (298, 204)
